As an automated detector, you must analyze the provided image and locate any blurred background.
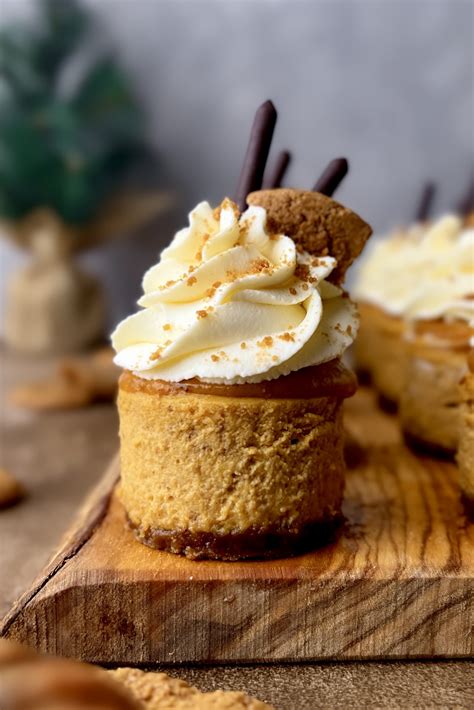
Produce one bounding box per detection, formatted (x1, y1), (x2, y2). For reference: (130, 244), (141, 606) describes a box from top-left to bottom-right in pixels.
(0, 0), (473, 333)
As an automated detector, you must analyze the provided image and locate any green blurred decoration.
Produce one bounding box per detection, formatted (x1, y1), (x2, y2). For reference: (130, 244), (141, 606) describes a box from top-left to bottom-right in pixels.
(0, 0), (172, 354)
(0, 0), (145, 225)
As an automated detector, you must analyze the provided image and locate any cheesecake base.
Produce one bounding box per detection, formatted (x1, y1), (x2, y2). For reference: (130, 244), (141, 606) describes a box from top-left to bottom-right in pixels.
(127, 514), (341, 561)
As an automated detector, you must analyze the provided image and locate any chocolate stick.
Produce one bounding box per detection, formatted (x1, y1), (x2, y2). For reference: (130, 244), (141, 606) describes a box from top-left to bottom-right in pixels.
(313, 157), (349, 196)
(262, 150), (291, 189)
(415, 182), (436, 222)
(234, 100), (277, 212)
(456, 172), (474, 215)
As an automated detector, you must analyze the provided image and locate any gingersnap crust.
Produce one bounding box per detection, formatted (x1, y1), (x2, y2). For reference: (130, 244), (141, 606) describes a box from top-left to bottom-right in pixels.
(127, 515), (341, 561)
(247, 188), (372, 283)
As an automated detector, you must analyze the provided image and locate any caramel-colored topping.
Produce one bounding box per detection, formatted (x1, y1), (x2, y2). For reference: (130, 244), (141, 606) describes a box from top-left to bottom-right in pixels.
(412, 318), (473, 351)
(247, 188), (372, 283)
(468, 348), (474, 373)
(119, 358), (357, 400)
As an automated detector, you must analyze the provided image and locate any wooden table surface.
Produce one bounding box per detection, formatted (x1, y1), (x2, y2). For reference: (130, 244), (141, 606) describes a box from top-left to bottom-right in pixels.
(0, 347), (472, 709)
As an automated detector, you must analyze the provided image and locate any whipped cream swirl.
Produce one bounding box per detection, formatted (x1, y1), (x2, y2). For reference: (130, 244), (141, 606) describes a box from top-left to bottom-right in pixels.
(112, 199), (358, 384)
(354, 215), (474, 324)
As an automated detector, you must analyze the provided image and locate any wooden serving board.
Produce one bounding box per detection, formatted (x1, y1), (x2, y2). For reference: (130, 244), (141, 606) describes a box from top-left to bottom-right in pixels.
(2, 388), (473, 664)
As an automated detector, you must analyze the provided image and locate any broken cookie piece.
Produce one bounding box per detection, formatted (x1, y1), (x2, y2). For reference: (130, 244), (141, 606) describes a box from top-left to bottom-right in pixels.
(0, 468), (25, 509)
(109, 667), (275, 709)
(247, 188), (372, 283)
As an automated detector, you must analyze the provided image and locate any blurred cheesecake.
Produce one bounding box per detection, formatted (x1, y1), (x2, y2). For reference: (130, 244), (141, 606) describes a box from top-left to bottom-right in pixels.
(354, 214), (474, 452)
(112, 194), (371, 560)
(458, 350), (474, 516)
(353, 220), (427, 404)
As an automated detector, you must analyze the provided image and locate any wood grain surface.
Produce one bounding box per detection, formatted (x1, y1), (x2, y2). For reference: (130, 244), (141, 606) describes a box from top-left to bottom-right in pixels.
(1, 388), (473, 664)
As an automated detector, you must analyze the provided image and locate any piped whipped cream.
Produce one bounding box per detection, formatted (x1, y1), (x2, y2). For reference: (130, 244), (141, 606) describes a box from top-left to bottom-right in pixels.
(112, 199), (358, 384)
(354, 215), (474, 324)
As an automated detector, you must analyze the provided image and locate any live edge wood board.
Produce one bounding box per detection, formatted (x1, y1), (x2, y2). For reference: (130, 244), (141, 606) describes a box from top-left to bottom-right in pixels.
(1, 388), (473, 664)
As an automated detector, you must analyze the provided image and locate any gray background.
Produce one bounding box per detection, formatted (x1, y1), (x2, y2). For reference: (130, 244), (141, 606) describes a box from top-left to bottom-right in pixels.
(0, 0), (473, 327)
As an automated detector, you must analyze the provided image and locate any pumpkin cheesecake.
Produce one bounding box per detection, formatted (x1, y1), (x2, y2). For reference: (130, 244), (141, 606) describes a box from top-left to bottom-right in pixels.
(354, 215), (474, 452)
(112, 193), (371, 560)
(400, 319), (472, 453)
(353, 220), (427, 404)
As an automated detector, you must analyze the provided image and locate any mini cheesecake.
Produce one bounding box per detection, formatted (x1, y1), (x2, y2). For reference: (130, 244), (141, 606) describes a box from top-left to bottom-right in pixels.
(354, 303), (406, 405)
(351, 223), (423, 406)
(113, 192), (371, 560)
(354, 215), (474, 430)
(399, 320), (472, 453)
(457, 351), (474, 516)
(118, 360), (356, 560)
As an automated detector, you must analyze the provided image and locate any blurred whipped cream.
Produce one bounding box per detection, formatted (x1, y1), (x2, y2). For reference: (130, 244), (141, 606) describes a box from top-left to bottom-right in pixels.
(354, 215), (474, 324)
(112, 198), (358, 383)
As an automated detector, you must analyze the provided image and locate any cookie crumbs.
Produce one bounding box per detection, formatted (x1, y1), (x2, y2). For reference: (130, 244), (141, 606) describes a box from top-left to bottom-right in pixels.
(278, 332), (295, 342)
(187, 276), (197, 286)
(196, 310), (208, 319)
(239, 214), (255, 237)
(195, 250), (202, 261)
(151, 341), (171, 360)
(163, 324), (171, 331)
(251, 258), (271, 273)
(211, 354), (220, 362)
(257, 336), (273, 348)
(295, 264), (310, 281)
(216, 197), (240, 220)
(289, 287), (297, 295)
(272, 355), (278, 362)
(162, 279), (176, 289)
(240, 342), (247, 349)
(302, 283), (309, 291)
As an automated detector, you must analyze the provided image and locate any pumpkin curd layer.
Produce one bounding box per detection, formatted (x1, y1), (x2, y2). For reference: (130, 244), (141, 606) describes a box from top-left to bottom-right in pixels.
(119, 358), (357, 400)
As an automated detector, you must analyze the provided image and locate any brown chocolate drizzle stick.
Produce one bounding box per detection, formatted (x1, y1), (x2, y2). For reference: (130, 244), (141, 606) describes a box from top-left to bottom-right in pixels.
(456, 171), (474, 215)
(262, 150), (291, 188)
(313, 157), (349, 196)
(415, 182), (436, 221)
(234, 100), (277, 212)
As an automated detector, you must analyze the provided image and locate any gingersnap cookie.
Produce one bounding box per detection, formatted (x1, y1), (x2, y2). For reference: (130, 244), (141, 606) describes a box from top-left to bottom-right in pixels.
(247, 188), (372, 283)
